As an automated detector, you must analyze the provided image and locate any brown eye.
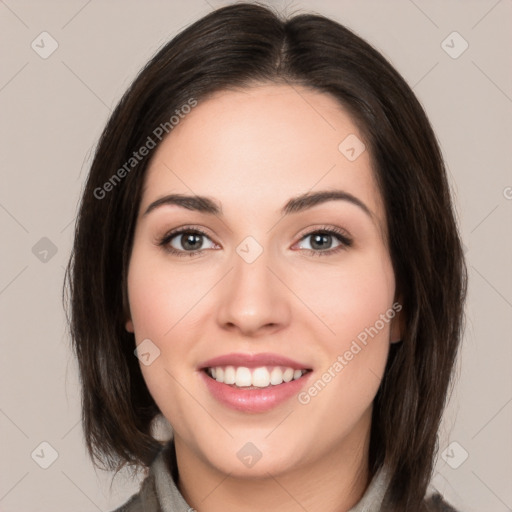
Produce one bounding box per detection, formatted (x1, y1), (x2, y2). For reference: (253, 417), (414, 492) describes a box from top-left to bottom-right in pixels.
(159, 228), (217, 257)
(174, 232), (205, 251)
(295, 228), (353, 256)
(303, 232), (338, 251)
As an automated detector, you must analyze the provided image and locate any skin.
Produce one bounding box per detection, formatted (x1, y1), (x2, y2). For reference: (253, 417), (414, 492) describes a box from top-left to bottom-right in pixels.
(125, 83), (401, 512)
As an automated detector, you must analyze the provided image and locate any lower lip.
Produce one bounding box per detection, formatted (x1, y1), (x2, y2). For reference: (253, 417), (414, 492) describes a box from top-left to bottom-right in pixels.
(200, 371), (311, 413)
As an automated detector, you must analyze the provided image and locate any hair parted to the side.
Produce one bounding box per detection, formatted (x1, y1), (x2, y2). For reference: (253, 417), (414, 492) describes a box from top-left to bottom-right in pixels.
(63, 3), (467, 510)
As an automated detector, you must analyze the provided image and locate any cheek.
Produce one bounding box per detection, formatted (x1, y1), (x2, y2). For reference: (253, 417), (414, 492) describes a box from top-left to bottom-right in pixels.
(295, 250), (395, 409)
(297, 252), (396, 345)
(294, 256), (394, 434)
(126, 252), (200, 416)
(126, 249), (216, 398)
(127, 251), (209, 338)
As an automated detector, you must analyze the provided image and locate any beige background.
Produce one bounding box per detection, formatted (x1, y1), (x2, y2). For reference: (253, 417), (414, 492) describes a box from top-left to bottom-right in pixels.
(1, 0), (511, 510)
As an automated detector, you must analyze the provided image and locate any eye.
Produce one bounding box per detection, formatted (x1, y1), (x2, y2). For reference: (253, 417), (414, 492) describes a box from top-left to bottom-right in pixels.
(157, 225), (353, 258)
(158, 227), (217, 257)
(295, 227), (353, 256)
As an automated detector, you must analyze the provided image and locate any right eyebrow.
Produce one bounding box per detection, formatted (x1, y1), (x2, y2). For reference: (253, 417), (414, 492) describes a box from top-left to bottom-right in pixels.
(143, 194), (222, 216)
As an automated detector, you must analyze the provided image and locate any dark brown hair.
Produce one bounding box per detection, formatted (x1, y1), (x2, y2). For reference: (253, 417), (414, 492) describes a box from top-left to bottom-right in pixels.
(64, 3), (467, 510)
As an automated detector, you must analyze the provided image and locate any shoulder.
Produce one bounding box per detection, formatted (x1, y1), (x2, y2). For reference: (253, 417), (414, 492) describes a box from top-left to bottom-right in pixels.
(109, 470), (158, 512)
(422, 492), (461, 512)
(108, 440), (183, 512)
(110, 493), (142, 512)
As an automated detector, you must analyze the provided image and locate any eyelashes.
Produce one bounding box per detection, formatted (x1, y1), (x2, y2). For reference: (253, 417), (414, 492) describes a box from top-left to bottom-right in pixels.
(157, 225), (353, 258)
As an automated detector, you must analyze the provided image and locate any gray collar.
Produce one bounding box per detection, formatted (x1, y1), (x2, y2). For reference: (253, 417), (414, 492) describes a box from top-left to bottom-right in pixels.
(348, 466), (389, 512)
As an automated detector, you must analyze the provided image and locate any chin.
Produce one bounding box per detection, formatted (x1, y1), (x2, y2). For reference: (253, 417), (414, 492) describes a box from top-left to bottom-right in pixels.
(210, 447), (300, 479)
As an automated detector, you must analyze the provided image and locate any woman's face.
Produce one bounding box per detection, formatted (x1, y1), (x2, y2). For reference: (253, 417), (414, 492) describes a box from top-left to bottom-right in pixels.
(126, 84), (400, 478)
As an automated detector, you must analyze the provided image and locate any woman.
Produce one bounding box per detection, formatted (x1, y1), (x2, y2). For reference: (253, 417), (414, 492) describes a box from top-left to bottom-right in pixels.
(65, 3), (467, 511)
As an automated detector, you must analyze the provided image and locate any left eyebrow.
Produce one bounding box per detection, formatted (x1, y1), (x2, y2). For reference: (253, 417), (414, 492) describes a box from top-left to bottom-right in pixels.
(280, 190), (373, 219)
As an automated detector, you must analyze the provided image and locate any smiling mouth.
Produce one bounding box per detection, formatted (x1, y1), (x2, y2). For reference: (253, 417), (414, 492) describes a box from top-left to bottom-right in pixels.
(204, 366), (312, 389)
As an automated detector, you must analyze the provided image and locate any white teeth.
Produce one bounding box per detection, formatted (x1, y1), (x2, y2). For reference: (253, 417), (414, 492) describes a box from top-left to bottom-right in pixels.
(270, 367), (283, 385)
(252, 367), (270, 388)
(207, 366), (307, 388)
(235, 367), (252, 387)
(283, 368), (294, 382)
(223, 366), (236, 385)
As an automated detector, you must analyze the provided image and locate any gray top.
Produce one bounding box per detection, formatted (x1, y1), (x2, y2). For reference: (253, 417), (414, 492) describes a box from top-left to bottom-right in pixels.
(113, 442), (390, 512)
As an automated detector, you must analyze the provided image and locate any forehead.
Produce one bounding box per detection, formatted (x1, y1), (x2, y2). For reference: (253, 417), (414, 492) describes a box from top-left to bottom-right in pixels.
(140, 84), (385, 233)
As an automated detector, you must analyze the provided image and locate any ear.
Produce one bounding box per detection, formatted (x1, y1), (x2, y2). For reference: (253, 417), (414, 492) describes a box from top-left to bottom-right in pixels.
(125, 318), (134, 333)
(389, 300), (404, 344)
(123, 293), (134, 333)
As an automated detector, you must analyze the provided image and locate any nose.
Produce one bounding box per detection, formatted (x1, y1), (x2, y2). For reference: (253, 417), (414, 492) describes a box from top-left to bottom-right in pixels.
(215, 249), (291, 337)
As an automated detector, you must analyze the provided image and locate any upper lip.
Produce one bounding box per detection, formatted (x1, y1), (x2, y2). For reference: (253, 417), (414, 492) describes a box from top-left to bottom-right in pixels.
(199, 352), (311, 370)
